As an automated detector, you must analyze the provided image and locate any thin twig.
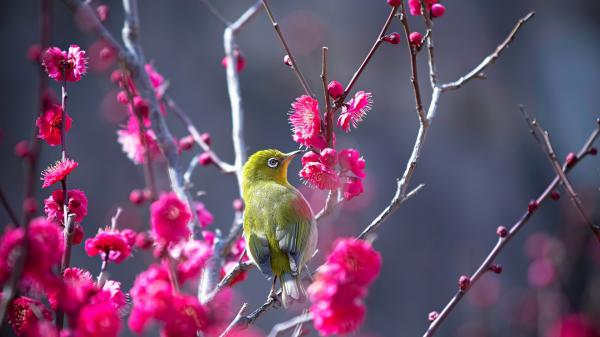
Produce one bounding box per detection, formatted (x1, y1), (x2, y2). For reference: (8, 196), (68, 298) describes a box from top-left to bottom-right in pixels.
(441, 11), (535, 92)
(520, 108), (600, 242)
(56, 213), (75, 329)
(320, 47), (334, 146)
(422, 121), (600, 337)
(0, 187), (21, 227)
(199, 0), (231, 26)
(219, 303), (249, 337)
(339, 6), (398, 104)
(261, 0), (314, 97)
(267, 313), (313, 337)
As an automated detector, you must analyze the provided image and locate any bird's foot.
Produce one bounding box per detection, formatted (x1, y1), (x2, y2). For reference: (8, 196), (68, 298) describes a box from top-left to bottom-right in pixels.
(268, 289), (283, 308)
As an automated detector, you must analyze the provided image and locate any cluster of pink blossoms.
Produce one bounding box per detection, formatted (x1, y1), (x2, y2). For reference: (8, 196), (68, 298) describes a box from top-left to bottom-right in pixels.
(289, 87), (371, 200)
(41, 44), (87, 82)
(308, 238), (382, 336)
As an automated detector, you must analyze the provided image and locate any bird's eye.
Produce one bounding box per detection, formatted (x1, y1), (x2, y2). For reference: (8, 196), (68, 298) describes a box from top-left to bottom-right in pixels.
(267, 157), (279, 168)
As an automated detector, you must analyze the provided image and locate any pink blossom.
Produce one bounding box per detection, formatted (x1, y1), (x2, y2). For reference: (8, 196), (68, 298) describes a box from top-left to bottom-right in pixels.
(91, 280), (127, 311)
(7, 297), (53, 337)
(41, 159), (78, 188)
(327, 81), (344, 98)
(548, 314), (600, 337)
(408, 0), (438, 16)
(326, 238), (381, 286)
(85, 228), (132, 264)
(342, 177), (364, 201)
(338, 148), (366, 178)
(161, 294), (208, 337)
(145, 63), (165, 91)
(150, 192), (192, 243)
(47, 267), (94, 311)
(128, 264), (174, 333)
(26, 218), (64, 281)
(41, 45), (87, 82)
(194, 202), (214, 228)
(121, 228), (138, 246)
(117, 116), (162, 165)
(289, 95), (321, 147)
(44, 189), (88, 223)
(0, 227), (25, 285)
(311, 300), (366, 336)
(76, 301), (121, 337)
(301, 151), (321, 166)
(300, 162), (340, 190)
(36, 105), (72, 146)
(338, 91), (372, 132)
(170, 239), (212, 283)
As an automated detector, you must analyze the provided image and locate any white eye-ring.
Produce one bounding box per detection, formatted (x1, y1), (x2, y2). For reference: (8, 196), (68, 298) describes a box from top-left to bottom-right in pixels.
(267, 157), (279, 168)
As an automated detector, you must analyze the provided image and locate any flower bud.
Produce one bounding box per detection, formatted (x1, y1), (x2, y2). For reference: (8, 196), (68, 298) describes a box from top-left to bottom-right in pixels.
(135, 232), (154, 249)
(301, 151), (320, 166)
(96, 5), (110, 22)
(387, 0), (401, 7)
(178, 135), (194, 151)
(14, 140), (30, 158)
(383, 32), (401, 45)
(489, 263), (503, 274)
(283, 55), (293, 67)
(590, 147), (598, 155)
(198, 152), (213, 166)
(528, 200), (539, 213)
(320, 148), (338, 167)
(327, 81), (344, 99)
(110, 70), (124, 84)
(233, 198), (245, 212)
(458, 275), (471, 291)
(409, 32), (423, 47)
(72, 224), (84, 245)
(428, 311), (439, 321)
(133, 96), (150, 118)
(200, 132), (212, 146)
(27, 44), (42, 62)
(431, 4), (446, 18)
(116, 91), (129, 105)
(550, 191), (560, 201)
(99, 47), (114, 61)
(221, 50), (246, 72)
(23, 197), (37, 215)
(129, 189), (146, 205)
(496, 226), (508, 238)
(565, 152), (577, 167)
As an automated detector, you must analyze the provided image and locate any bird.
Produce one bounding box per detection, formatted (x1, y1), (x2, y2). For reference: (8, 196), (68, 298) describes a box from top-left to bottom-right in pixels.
(241, 149), (317, 307)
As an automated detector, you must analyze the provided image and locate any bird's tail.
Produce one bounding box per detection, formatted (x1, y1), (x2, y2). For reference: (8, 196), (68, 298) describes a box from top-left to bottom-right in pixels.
(281, 272), (306, 308)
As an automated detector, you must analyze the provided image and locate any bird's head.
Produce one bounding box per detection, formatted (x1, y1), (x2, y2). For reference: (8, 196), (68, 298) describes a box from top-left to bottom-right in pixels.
(242, 149), (302, 187)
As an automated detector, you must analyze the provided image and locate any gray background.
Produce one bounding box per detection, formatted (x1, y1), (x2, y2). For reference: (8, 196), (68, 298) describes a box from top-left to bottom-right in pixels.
(1, 1), (600, 336)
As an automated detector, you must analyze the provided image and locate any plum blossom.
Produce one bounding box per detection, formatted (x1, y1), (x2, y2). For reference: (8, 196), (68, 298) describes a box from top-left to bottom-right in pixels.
(47, 267), (95, 313)
(41, 158), (78, 188)
(85, 228), (132, 263)
(300, 162), (340, 190)
(338, 91), (372, 132)
(289, 95), (321, 147)
(36, 105), (72, 146)
(150, 192), (192, 243)
(342, 177), (364, 201)
(44, 189), (88, 223)
(339, 148), (366, 179)
(117, 116), (162, 165)
(308, 238), (381, 336)
(76, 301), (121, 337)
(194, 202), (214, 228)
(41, 45), (87, 82)
(408, 0), (438, 16)
(170, 239), (212, 283)
(7, 297), (53, 337)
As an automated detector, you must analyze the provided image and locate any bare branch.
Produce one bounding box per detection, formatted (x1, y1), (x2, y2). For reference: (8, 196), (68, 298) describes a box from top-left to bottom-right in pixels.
(199, 0), (231, 27)
(261, 0), (314, 97)
(421, 120), (600, 337)
(0, 187), (21, 227)
(267, 313), (313, 337)
(441, 11), (535, 92)
(320, 47), (334, 146)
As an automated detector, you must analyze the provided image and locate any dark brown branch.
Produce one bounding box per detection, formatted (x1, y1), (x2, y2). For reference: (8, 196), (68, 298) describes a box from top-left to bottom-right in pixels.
(440, 11), (535, 92)
(422, 120), (600, 337)
(261, 0), (314, 97)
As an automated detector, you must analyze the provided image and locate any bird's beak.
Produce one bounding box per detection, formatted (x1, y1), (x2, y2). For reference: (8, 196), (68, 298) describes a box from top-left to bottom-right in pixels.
(284, 150), (302, 162)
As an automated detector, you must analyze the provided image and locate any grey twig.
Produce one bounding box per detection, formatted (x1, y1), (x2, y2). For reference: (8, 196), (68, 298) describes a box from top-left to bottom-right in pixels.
(261, 0), (314, 97)
(422, 120), (600, 337)
(267, 313), (313, 337)
(199, 0), (232, 26)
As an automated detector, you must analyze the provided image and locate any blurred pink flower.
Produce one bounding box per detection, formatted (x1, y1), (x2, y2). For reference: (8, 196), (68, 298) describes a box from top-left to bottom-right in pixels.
(326, 238), (381, 286)
(171, 239), (212, 283)
(342, 177), (364, 201)
(547, 314), (600, 337)
(84, 228), (132, 264)
(117, 116), (162, 165)
(339, 149), (366, 179)
(36, 105), (71, 146)
(150, 192), (192, 243)
(44, 189), (88, 223)
(41, 45), (87, 82)
(194, 202), (214, 228)
(7, 297), (53, 337)
(161, 294), (208, 337)
(76, 301), (121, 337)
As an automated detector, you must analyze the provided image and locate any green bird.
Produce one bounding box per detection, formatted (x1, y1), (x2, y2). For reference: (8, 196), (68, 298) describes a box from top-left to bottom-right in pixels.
(242, 149), (317, 307)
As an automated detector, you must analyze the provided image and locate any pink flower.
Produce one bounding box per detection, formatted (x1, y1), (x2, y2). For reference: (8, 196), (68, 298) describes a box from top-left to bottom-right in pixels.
(326, 238), (381, 286)
(117, 117), (162, 165)
(342, 177), (364, 201)
(312, 300), (366, 336)
(408, 0), (438, 16)
(44, 189), (88, 223)
(194, 202), (214, 228)
(128, 264), (174, 333)
(97, 280), (127, 311)
(76, 302), (121, 337)
(85, 228), (132, 263)
(161, 294), (208, 337)
(338, 148), (366, 178)
(300, 162), (340, 190)
(41, 45), (87, 82)
(7, 297), (53, 337)
(47, 267), (95, 313)
(338, 91), (372, 132)
(150, 192), (192, 243)
(170, 239), (212, 283)
(289, 95), (321, 147)
(145, 63), (165, 91)
(548, 314), (600, 337)
(36, 105), (72, 146)
(41, 159), (78, 188)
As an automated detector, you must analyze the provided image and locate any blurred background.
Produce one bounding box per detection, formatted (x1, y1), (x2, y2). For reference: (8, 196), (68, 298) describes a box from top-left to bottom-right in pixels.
(1, 0), (600, 336)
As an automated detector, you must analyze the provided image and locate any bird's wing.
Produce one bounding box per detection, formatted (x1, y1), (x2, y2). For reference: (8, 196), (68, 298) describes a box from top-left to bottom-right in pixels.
(275, 191), (315, 276)
(245, 231), (273, 279)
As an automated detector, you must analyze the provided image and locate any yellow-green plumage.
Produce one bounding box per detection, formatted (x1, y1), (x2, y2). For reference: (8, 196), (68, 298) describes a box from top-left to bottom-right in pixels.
(242, 149), (317, 307)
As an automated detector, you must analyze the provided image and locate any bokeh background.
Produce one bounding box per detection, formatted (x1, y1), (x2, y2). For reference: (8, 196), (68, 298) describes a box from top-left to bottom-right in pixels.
(1, 0), (600, 336)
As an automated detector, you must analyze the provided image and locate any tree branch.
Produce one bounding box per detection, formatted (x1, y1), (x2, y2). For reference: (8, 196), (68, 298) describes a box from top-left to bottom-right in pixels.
(267, 313), (313, 337)
(421, 120), (600, 337)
